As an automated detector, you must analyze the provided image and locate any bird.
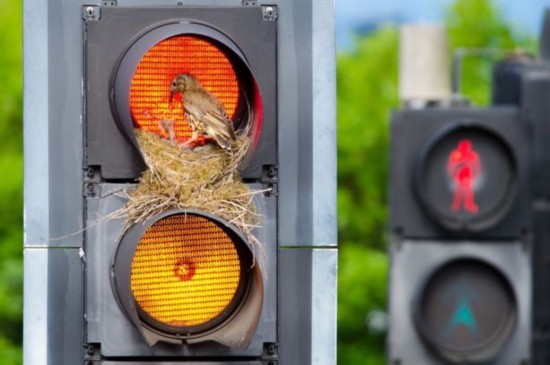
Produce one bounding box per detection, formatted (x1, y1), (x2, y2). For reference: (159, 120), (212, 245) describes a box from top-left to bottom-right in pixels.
(170, 73), (236, 151)
(144, 109), (176, 144)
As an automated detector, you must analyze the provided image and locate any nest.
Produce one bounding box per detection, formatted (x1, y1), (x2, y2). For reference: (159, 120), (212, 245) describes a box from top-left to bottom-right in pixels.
(114, 129), (267, 264)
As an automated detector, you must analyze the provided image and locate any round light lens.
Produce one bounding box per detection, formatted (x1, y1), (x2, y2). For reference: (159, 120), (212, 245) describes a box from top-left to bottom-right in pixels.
(129, 213), (251, 334)
(415, 259), (516, 362)
(416, 125), (516, 231)
(129, 35), (240, 144)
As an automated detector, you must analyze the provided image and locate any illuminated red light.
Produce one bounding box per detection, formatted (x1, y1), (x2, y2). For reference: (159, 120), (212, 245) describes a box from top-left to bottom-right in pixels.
(447, 139), (482, 214)
(129, 35), (240, 144)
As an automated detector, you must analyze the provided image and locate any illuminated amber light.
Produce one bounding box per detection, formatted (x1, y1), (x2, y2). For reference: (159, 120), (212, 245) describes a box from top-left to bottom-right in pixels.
(130, 214), (242, 328)
(129, 35), (240, 144)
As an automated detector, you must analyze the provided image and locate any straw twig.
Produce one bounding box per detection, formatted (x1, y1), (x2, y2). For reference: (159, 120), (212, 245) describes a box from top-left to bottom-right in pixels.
(113, 129), (266, 266)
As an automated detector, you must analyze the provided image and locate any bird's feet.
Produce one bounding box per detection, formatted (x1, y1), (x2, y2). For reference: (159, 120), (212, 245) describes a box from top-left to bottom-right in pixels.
(159, 119), (176, 144)
(180, 131), (199, 150)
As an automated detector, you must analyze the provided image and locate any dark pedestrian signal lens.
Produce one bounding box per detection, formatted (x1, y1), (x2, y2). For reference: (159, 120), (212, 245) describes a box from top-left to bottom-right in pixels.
(415, 259), (516, 362)
(416, 125), (516, 231)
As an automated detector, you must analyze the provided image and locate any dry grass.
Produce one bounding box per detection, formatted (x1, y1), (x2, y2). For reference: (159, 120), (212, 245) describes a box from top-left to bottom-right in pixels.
(113, 129), (267, 264)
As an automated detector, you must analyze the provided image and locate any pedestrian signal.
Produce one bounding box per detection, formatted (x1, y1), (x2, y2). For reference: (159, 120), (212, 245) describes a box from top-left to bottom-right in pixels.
(389, 107), (531, 364)
(390, 108), (529, 238)
(414, 259), (516, 363)
(415, 124), (517, 231)
(448, 139), (481, 214)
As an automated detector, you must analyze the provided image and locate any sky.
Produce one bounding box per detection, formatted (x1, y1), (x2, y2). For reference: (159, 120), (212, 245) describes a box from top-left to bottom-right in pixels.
(336, 0), (549, 50)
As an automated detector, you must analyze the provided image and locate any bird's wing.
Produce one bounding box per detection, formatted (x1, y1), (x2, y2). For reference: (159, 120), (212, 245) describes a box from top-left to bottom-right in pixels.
(185, 93), (235, 140)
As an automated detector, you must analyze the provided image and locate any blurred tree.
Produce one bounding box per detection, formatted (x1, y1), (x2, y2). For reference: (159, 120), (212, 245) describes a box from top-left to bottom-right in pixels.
(0, 0), (23, 364)
(337, 27), (398, 252)
(446, 0), (538, 105)
(338, 245), (387, 364)
(337, 0), (536, 363)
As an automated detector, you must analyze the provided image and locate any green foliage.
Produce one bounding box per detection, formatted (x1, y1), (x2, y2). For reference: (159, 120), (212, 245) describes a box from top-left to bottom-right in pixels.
(0, 0), (22, 137)
(337, 0), (536, 363)
(338, 246), (387, 364)
(0, 337), (22, 365)
(446, 0), (537, 105)
(337, 27), (398, 251)
(0, 0), (23, 364)
(337, 27), (397, 364)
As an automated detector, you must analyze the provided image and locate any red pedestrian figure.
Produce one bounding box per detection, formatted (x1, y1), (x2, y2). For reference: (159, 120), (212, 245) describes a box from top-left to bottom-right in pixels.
(447, 139), (482, 214)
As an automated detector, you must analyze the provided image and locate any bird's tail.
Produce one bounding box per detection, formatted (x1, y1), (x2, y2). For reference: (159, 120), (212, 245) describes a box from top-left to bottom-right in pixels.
(214, 134), (232, 151)
(236, 84), (253, 138)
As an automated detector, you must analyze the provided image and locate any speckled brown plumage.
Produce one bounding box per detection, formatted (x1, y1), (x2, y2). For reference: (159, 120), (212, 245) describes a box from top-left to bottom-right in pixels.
(170, 73), (236, 150)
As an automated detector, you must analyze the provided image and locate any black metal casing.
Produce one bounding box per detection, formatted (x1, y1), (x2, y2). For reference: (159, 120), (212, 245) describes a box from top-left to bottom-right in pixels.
(522, 66), (550, 363)
(85, 6), (277, 181)
(389, 107), (531, 239)
(388, 107), (533, 364)
(83, 5), (278, 362)
(494, 58), (550, 361)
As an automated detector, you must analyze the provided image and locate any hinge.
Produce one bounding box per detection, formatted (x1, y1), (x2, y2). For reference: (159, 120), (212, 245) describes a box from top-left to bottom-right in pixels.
(261, 165), (278, 197)
(261, 5), (278, 21)
(102, 0), (117, 6)
(262, 165), (278, 182)
(82, 5), (100, 21)
(242, 0), (258, 6)
(261, 342), (279, 364)
(83, 182), (100, 198)
(83, 166), (101, 197)
(83, 343), (101, 362)
(84, 166), (100, 182)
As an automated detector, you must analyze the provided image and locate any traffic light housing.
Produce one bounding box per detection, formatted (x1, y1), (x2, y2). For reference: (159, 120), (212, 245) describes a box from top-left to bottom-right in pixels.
(85, 6), (275, 180)
(517, 43), (550, 363)
(390, 107), (530, 238)
(111, 209), (263, 348)
(24, 0), (335, 363)
(388, 106), (532, 364)
(83, 5), (276, 359)
(390, 241), (530, 364)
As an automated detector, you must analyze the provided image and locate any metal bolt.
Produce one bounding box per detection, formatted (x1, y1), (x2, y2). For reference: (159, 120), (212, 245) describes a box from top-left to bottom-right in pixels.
(267, 166), (276, 178)
(86, 7), (94, 17)
(265, 6), (274, 15)
(86, 344), (94, 354)
(86, 183), (95, 196)
(87, 167), (95, 178)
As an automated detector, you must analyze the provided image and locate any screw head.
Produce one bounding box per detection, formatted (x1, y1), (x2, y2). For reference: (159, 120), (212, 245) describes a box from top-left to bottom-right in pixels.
(86, 6), (94, 16)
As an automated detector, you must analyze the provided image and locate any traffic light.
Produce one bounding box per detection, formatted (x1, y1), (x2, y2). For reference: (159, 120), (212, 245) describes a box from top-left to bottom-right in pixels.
(389, 14), (550, 364)
(388, 107), (532, 364)
(83, 4), (276, 359)
(24, 1), (337, 364)
(390, 108), (530, 238)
